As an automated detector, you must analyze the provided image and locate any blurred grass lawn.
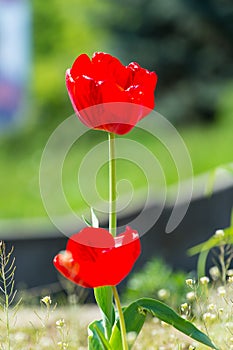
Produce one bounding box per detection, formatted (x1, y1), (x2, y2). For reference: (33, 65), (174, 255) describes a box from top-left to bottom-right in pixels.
(0, 84), (232, 219)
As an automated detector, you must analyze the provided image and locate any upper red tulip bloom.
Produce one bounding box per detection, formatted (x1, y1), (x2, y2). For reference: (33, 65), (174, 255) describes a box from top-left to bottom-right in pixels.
(53, 226), (141, 288)
(66, 52), (157, 135)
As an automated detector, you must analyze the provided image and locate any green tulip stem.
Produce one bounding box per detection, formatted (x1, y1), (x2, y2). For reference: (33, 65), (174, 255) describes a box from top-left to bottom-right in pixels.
(112, 286), (129, 350)
(108, 133), (128, 350)
(108, 133), (117, 236)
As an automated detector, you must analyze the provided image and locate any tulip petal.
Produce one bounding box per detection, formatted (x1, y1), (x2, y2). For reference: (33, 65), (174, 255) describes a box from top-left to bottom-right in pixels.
(66, 51), (157, 135)
(53, 226), (141, 288)
(127, 62), (158, 91)
(92, 52), (131, 89)
(70, 53), (93, 79)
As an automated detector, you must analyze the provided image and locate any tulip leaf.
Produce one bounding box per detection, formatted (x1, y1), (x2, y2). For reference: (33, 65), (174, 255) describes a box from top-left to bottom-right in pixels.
(88, 319), (112, 350)
(91, 207), (99, 228)
(110, 300), (146, 349)
(94, 287), (115, 340)
(110, 298), (218, 350)
(82, 215), (92, 227)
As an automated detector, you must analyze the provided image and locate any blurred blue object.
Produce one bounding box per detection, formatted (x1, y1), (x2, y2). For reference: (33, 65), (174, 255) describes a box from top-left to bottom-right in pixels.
(0, 0), (31, 131)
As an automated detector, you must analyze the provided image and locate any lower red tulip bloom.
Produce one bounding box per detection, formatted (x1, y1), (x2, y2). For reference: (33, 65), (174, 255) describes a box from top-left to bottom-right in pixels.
(66, 52), (157, 135)
(53, 226), (141, 288)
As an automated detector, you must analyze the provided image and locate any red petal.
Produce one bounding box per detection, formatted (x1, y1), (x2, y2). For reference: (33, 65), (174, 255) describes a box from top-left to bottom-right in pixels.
(92, 52), (130, 89)
(126, 85), (155, 111)
(128, 62), (157, 87)
(67, 227), (114, 251)
(66, 52), (157, 135)
(54, 227), (141, 288)
(53, 253), (91, 288)
(101, 227), (141, 285)
(66, 72), (104, 128)
(70, 54), (92, 80)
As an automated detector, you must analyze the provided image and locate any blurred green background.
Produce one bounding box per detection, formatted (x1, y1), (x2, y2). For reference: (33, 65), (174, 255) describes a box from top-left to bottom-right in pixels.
(0, 0), (232, 219)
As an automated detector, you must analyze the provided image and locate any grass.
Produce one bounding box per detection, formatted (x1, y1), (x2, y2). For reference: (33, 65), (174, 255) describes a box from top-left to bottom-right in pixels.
(0, 84), (233, 220)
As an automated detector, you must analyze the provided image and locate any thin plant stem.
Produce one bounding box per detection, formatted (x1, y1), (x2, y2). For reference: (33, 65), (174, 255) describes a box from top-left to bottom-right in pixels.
(0, 242), (11, 350)
(95, 132), (117, 341)
(108, 133), (117, 236)
(108, 134), (128, 349)
(112, 286), (128, 350)
(93, 133), (118, 341)
(2, 270), (10, 350)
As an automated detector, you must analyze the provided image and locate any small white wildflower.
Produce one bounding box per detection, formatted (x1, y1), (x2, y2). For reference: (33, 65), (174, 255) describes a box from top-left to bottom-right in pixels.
(209, 266), (220, 281)
(230, 337), (233, 342)
(207, 303), (216, 311)
(56, 318), (65, 328)
(203, 312), (216, 322)
(186, 291), (195, 301)
(217, 286), (226, 296)
(41, 295), (52, 306)
(200, 276), (210, 285)
(227, 269), (233, 277)
(186, 278), (195, 287)
(210, 313), (217, 321)
(181, 303), (189, 312)
(57, 342), (69, 349)
(218, 308), (224, 314)
(228, 276), (233, 283)
(157, 288), (170, 300)
(126, 332), (137, 345)
(161, 321), (169, 328)
(214, 229), (225, 238)
(188, 346), (195, 350)
(14, 332), (27, 342)
(203, 312), (211, 321)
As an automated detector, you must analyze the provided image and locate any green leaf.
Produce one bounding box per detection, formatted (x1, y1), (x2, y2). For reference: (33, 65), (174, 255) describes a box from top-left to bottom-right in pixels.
(94, 287), (115, 340)
(188, 221), (233, 277)
(82, 215), (92, 227)
(110, 301), (146, 349)
(188, 224), (233, 258)
(88, 320), (112, 350)
(91, 207), (99, 228)
(188, 235), (224, 256)
(205, 168), (217, 197)
(82, 208), (99, 228)
(110, 298), (218, 350)
(197, 249), (210, 278)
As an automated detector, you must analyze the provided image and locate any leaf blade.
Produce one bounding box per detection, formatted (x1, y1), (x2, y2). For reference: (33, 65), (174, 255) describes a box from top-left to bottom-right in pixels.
(94, 286), (115, 340)
(110, 298), (218, 350)
(88, 319), (112, 350)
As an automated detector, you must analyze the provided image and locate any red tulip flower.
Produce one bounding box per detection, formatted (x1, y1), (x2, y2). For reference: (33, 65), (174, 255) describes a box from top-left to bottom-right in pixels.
(53, 226), (141, 288)
(66, 52), (157, 135)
